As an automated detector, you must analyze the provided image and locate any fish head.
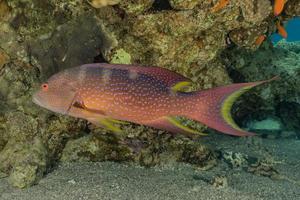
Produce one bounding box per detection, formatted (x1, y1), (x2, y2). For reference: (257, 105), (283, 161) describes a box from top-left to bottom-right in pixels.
(33, 71), (78, 115)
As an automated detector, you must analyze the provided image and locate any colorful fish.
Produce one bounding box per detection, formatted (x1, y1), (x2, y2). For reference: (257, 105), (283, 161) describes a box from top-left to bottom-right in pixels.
(276, 21), (288, 38)
(33, 63), (277, 137)
(211, 0), (230, 13)
(274, 0), (286, 16)
(255, 35), (266, 46)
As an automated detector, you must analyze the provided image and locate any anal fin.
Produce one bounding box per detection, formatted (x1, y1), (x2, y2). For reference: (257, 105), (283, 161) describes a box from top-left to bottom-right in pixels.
(145, 116), (207, 137)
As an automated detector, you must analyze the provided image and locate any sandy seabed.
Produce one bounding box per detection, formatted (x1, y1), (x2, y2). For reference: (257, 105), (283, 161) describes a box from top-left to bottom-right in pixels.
(0, 136), (299, 200)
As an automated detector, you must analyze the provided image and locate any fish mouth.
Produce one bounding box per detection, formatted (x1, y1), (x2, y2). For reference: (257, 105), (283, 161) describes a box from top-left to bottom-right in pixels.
(32, 92), (46, 109)
(32, 93), (42, 106)
(32, 92), (69, 115)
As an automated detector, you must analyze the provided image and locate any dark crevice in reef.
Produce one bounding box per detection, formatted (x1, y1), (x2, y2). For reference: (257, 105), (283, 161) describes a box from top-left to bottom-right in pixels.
(276, 101), (300, 132)
(151, 0), (173, 11)
(225, 67), (246, 83)
(93, 52), (107, 63)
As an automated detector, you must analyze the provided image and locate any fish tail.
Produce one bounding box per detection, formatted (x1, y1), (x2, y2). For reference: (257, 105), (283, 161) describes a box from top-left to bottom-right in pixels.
(187, 76), (279, 136)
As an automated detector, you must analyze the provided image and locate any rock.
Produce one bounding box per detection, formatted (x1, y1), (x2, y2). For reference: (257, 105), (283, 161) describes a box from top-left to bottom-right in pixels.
(180, 142), (217, 170)
(0, 137), (48, 188)
(168, 0), (203, 10)
(87, 0), (120, 8)
(238, 0), (272, 25)
(285, 0), (300, 16)
(119, 0), (154, 15)
(247, 158), (281, 180)
(61, 134), (133, 162)
(246, 117), (283, 137)
(0, 0), (11, 22)
(222, 40), (300, 138)
(29, 15), (116, 79)
(0, 49), (9, 71)
(211, 175), (228, 189)
(276, 101), (300, 132)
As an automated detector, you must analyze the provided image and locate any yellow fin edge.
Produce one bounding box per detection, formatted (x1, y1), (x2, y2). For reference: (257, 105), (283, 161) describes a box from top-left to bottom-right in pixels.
(221, 86), (253, 131)
(166, 117), (207, 136)
(100, 118), (122, 133)
(171, 81), (192, 92)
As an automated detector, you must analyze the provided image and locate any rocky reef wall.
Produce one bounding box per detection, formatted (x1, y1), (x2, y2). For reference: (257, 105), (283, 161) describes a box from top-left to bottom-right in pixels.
(0, 0), (299, 188)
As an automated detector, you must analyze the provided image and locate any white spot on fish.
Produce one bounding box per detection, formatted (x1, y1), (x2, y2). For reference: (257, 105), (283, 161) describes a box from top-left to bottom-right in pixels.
(102, 69), (112, 84)
(78, 67), (87, 85)
(129, 70), (138, 80)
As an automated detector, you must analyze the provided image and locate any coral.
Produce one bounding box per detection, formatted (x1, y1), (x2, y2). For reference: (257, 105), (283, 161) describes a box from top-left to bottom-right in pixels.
(247, 158), (282, 180)
(168, 0), (202, 10)
(180, 142), (217, 170)
(285, 0), (300, 16)
(0, 0), (11, 22)
(119, 0), (154, 15)
(210, 175), (228, 188)
(110, 48), (132, 64)
(238, 0), (272, 25)
(222, 151), (248, 168)
(61, 134), (133, 162)
(88, 0), (120, 8)
(0, 137), (48, 188)
(222, 40), (300, 136)
(0, 0), (298, 188)
(0, 116), (7, 152)
(0, 49), (9, 70)
(229, 24), (269, 49)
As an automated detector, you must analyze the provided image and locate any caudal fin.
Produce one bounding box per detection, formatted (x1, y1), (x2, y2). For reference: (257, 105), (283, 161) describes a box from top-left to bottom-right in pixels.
(189, 76), (279, 136)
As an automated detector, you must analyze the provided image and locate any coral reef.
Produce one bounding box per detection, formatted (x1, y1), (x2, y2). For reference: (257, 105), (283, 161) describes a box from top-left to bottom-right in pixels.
(0, 0), (299, 188)
(222, 40), (300, 137)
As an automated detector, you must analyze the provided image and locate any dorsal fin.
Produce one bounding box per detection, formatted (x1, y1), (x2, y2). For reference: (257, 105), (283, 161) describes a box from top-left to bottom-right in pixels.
(82, 63), (192, 87)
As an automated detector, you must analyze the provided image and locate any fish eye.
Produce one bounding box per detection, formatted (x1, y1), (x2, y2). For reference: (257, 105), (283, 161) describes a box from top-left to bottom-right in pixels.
(41, 83), (49, 91)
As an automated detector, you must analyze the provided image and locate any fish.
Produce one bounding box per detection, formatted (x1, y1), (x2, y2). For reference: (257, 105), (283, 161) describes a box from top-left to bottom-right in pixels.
(33, 63), (278, 137)
(276, 21), (288, 38)
(255, 35), (266, 46)
(274, 0), (285, 16)
(211, 0), (230, 13)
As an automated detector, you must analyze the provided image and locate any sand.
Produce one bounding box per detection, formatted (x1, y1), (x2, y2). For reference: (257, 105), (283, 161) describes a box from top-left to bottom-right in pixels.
(0, 136), (299, 200)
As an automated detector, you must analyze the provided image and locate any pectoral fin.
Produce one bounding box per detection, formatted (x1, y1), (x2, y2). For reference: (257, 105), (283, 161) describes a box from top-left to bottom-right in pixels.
(145, 116), (207, 137)
(100, 118), (122, 133)
(72, 100), (127, 133)
(89, 117), (125, 133)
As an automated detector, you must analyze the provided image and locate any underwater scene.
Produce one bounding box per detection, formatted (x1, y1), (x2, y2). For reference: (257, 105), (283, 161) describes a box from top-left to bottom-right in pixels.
(0, 0), (299, 200)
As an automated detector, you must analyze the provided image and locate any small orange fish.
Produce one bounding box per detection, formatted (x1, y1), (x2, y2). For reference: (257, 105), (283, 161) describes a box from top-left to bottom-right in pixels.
(211, 0), (230, 13)
(255, 35), (266, 46)
(276, 21), (288, 38)
(33, 63), (278, 137)
(274, 0), (285, 16)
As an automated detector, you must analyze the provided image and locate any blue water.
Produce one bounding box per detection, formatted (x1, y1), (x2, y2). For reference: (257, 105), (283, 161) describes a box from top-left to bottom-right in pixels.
(271, 17), (300, 43)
